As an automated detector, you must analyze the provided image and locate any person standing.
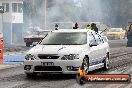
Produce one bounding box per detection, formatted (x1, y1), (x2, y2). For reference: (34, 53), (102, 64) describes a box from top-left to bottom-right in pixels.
(86, 24), (92, 31)
(126, 24), (132, 46)
(93, 24), (98, 33)
(73, 22), (79, 29)
(90, 23), (98, 33)
(55, 24), (59, 30)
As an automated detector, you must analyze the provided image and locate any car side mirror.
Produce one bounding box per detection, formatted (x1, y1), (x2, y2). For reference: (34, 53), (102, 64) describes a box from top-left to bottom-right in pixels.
(89, 41), (98, 47)
(32, 42), (38, 46)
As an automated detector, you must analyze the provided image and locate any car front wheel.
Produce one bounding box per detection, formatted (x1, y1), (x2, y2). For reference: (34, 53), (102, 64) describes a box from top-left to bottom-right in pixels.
(83, 56), (89, 73)
(76, 76), (86, 85)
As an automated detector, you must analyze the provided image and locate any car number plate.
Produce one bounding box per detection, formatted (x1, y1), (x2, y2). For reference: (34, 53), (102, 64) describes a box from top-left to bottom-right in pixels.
(41, 62), (54, 66)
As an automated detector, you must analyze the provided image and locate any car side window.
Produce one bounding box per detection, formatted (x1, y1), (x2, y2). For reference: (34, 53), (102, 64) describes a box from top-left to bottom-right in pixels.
(94, 34), (104, 45)
(98, 34), (104, 43)
(89, 32), (104, 45)
(89, 32), (95, 43)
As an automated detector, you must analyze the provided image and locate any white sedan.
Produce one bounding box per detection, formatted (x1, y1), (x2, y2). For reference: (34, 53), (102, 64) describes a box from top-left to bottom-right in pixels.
(24, 29), (109, 78)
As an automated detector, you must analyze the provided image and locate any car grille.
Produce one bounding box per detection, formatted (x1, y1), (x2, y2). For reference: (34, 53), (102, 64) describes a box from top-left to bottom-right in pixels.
(34, 66), (62, 71)
(38, 54), (59, 59)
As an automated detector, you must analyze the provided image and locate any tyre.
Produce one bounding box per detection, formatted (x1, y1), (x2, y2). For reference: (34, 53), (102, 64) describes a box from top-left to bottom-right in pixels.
(26, 42), (31, 47)
(83, 56), (89, 74)
(127, 41), (132, 47)
(102, 53), (109, 71)
(76, 76), (86, 85)
(26, 73), (37, 78)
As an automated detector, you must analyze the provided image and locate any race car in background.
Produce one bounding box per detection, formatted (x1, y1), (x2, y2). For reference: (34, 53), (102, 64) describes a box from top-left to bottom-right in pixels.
(24, 27), (51, 47)
(107, 28), (126, 39)
(24, 29), (109, 78)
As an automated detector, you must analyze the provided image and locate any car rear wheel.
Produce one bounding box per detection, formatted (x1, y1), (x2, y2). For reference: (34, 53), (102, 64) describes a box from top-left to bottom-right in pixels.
(102, 53), (109, 71)
(83, 56), (89, 73)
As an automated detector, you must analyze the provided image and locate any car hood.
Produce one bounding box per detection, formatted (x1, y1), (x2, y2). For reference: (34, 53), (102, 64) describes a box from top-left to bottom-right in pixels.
(27, 45), (85, 55)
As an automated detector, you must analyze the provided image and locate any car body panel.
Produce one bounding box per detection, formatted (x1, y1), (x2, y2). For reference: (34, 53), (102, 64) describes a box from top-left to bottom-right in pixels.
(24, 29), (109, 74)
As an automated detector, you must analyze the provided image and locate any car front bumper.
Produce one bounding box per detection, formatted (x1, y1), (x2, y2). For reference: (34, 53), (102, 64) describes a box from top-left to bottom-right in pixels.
(24, 59), (82, 74)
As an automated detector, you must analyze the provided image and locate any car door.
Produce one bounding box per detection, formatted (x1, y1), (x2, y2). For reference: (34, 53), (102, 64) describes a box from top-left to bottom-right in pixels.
(88, 32), (100, 71)
(94, 34), (106, 63)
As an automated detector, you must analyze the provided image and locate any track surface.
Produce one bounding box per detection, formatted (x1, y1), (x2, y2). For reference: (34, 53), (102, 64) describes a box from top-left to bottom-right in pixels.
(0, 39), (132, 88)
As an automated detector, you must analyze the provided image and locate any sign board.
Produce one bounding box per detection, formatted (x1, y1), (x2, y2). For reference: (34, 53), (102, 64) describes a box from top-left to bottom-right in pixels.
(0, 6), (4, 13)
(12, 13), (23, 23)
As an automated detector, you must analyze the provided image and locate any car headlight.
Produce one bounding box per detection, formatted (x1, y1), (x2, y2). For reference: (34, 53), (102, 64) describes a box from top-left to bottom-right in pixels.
(25, 54), (36, 60)
(61, 54), (79, 60)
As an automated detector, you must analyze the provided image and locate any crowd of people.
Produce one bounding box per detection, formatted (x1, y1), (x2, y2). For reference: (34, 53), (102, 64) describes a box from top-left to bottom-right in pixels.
(55, 22), (99, 33)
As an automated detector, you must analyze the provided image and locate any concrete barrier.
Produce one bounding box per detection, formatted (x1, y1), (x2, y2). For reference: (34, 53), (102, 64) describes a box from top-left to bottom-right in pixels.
(0, 37), (3, 63)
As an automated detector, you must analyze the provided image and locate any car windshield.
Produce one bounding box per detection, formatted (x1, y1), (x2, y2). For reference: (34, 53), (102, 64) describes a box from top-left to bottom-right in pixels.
(40, 32), (87, 45)
(109, 29), (121, 32)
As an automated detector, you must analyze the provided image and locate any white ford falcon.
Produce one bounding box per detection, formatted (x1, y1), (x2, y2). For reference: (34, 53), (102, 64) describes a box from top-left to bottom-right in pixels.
(24, 29), (109, 78)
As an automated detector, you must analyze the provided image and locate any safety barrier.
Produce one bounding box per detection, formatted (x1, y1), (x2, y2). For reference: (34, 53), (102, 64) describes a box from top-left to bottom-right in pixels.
(0, 37), (3, 63)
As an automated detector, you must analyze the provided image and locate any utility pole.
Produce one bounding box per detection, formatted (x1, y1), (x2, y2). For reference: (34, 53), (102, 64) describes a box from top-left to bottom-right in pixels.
(0, 6), (4, 34)
(44, 0), (46, 30)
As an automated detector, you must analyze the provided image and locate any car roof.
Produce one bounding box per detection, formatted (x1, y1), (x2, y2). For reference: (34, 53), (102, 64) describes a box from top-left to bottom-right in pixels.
(52, 29), (90, 33)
